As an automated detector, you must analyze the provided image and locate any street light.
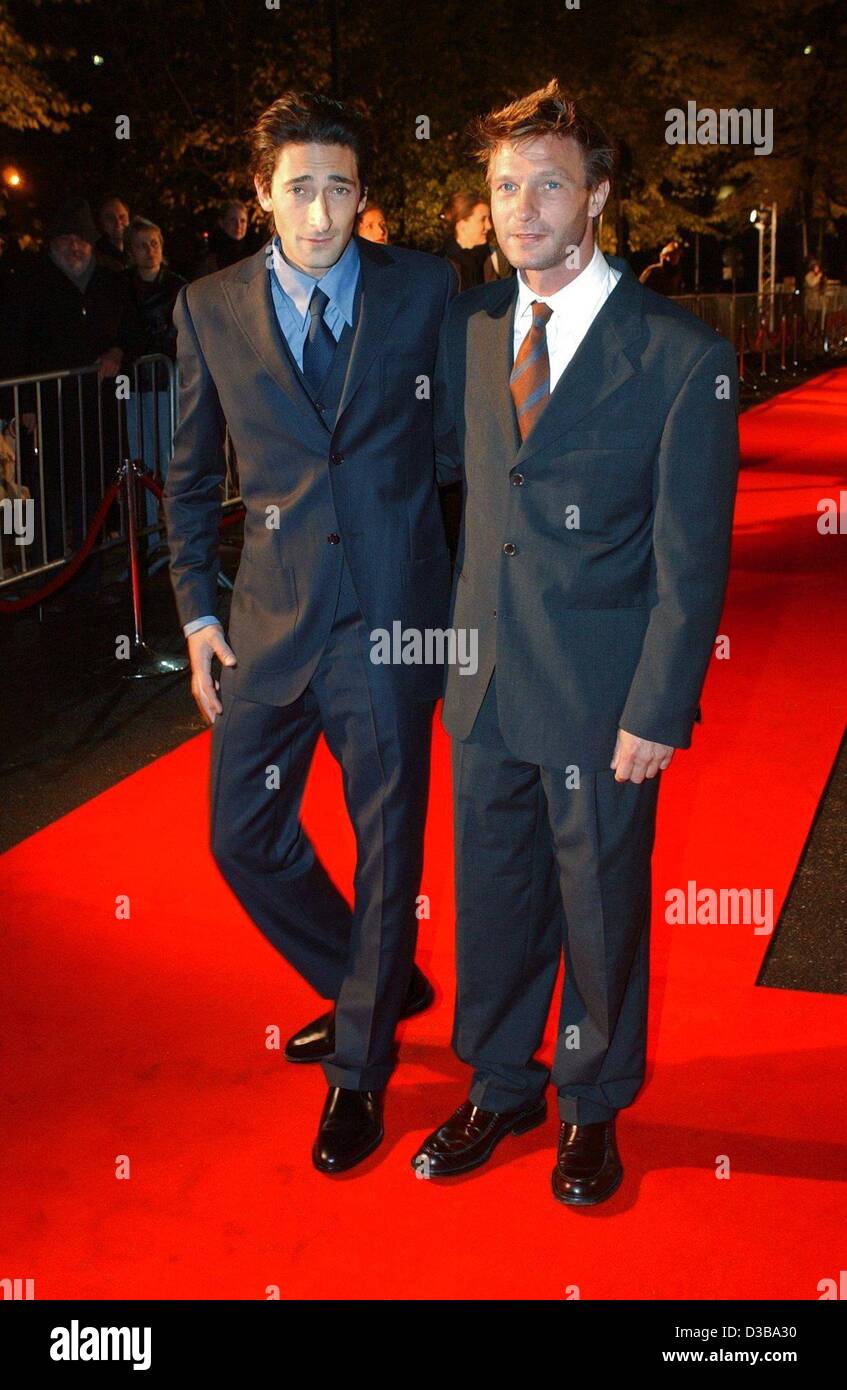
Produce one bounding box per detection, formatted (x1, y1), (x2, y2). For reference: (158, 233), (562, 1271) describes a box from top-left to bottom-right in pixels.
(750, 204), (778, 327)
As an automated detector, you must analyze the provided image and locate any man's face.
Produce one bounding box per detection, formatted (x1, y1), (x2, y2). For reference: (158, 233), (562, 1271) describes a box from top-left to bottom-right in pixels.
(489, 133), (608, 275)
(222, 206), (248, 239)
(358, 207), (388, 243)
(255, 142), (367, 276)
(100, 201), (129, 247)
(52, 234), (92, 276)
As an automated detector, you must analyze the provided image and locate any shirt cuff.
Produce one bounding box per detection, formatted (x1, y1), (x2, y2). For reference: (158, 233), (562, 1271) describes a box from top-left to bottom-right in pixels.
(183, 615), (222, 636)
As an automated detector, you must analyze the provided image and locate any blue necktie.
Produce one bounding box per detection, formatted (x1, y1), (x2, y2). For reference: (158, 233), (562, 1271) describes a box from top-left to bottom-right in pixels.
(302, 285), (336, 393)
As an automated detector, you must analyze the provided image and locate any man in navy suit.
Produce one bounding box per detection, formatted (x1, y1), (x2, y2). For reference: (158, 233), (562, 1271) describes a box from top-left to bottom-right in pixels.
(163, 93), (454, 1173)
(413, 82), (739, 1203)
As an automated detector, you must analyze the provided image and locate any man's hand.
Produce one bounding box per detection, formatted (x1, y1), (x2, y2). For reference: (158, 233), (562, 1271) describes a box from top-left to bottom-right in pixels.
(187, 623), (237, 725)
(97, 346), (123, 380)
(610, 728), (675, 783)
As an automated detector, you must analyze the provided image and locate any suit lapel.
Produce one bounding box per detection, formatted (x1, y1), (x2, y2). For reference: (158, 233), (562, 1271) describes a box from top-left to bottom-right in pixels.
(222, 244), (320, 426)
(475, 275), (521, 457)
(334, 235), (406, 426)
(513, 256), (647, 467)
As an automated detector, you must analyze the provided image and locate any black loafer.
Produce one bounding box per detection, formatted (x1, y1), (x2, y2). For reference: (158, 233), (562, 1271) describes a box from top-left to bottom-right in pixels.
(411, 1096), (548, 1177)
(551, 1118), (623, 1205)
(312, 1086), (384, 1174)
(284, 966), (435, 1063)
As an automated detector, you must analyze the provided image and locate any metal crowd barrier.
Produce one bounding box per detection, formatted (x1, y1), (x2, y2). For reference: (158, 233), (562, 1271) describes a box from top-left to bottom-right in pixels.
(0, 352), (243, 592)
(670, 288), (847, 355)
(669, 288), (847, 395)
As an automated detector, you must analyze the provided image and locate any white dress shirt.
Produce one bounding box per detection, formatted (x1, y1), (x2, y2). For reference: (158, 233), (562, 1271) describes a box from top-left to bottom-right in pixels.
(512, 243), (621, 391)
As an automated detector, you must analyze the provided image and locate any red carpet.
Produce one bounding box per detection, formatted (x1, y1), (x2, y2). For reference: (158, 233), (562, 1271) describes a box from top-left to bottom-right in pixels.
(2, 370), (846, 1300)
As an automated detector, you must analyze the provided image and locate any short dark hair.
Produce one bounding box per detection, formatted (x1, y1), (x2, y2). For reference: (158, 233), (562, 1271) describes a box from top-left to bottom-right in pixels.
(471, 80), (615, 191)
(248, 91), (372, 197)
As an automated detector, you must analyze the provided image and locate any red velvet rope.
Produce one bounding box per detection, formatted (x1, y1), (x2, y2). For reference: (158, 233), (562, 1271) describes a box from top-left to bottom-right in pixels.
(0, 478), (121, 613)
(1, 471), (245, 615)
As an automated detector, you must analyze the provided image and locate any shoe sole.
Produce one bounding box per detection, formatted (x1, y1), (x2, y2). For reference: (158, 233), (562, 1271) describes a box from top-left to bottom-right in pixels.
(312, 1127), (385, 1175)
(285, 986), (436, 1063)
(412, 1102), (548, 1179)
(551, 1164), (624, 1206)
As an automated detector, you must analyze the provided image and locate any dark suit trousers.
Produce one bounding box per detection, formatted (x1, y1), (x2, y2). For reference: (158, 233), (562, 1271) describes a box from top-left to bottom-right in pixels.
(451, 670), (660, 1125)
(209, 556), (434, 1091)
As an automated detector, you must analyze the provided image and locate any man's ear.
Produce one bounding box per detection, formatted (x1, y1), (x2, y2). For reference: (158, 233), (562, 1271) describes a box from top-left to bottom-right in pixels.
(588, 178), (610, 219)
(357, 186), (368, 216)
(254, 174), (273, 213)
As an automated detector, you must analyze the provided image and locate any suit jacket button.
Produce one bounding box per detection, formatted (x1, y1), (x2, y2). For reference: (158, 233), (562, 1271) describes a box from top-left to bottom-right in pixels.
(503, 542), (517, 556)
(327, 533), (340, 544)
(511, 473), (525, 486)
(330, 451), (343, 465)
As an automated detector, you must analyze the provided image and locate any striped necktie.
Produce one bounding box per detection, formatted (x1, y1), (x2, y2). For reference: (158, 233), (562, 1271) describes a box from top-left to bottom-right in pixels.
(510, 300), (553, 441)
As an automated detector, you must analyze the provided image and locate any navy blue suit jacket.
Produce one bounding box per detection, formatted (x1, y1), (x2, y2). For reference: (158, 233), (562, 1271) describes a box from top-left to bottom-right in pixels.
(163, 236), (455, 704)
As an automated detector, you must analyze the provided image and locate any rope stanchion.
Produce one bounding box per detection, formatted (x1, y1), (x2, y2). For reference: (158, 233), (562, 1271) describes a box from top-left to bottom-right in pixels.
(2, 457), (244, 677)
(119, 457), (188, 679)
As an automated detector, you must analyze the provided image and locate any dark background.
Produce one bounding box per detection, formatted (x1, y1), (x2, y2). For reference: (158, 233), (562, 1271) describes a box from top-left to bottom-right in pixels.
(2, 0), (847, 288)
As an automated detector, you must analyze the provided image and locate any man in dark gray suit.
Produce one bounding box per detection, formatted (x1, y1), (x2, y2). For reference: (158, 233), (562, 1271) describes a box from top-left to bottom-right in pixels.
(413, 82), (739, 1203)
(163, 93), (454, 1174)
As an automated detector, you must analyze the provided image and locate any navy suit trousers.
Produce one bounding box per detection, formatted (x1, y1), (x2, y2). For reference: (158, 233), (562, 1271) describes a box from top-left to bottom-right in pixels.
(210, 555), (435, 1091)
(451, 670), (661, 1124)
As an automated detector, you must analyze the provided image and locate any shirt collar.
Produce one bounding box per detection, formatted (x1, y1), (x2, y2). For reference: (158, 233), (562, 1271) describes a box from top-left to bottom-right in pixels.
(515, 243), (609, 323)
(270, 233), (360, 326)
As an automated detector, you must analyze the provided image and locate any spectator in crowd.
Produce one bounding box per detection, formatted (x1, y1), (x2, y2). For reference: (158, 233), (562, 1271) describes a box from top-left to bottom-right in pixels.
(96, 195), (132, 271)
(803, 258), (826, 332)
(804, 258), (825, 293)
(3, 196), (143, 595)
(357, 204), (389, 243)
(196, 199), (253, 274)
(439, 191), (492, 291)
(125, 217), (185, 361)
(639, 240), (684, 295)
(124, 216), (186, 568)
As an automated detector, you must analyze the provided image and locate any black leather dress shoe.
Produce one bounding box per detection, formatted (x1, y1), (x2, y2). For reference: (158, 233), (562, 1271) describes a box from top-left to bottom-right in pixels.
(312, 1086), (384, 1174)
(284, 966), (435, 1063)
(551, 1118), (623, 1205)
(410, 1096), (547, 1177)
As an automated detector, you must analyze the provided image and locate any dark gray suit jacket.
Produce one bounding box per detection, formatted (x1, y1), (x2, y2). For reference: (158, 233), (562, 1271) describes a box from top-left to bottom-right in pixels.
(163, 236), (455, 705)
(435, 254), (740, 771)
